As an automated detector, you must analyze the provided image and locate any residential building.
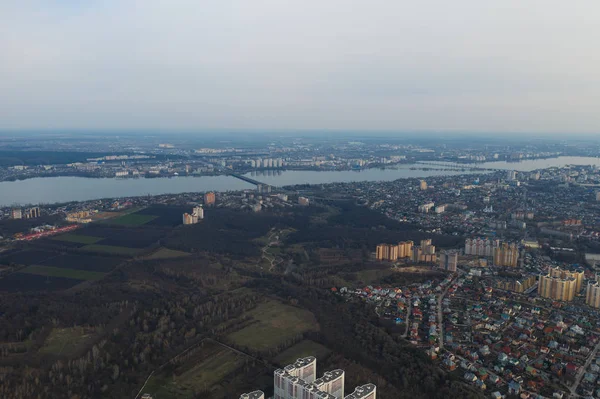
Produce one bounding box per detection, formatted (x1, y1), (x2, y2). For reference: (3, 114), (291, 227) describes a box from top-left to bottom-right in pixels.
(397, 241), (413, 258)
(204, 192), (216, 206)
(538, 268), (580, 301)
(439, 250), (458, 272)
(182, 206), (204, 225)
(11, 208), (22, 220)
(270, 357), (374, 399)
(418, 202), (435, 213)
(549, 266), (584, 292)
(586, 274), (600, 308)
(376, 244), (398, 261)
(493, 242), (519, 267)
(494, 275), (537, 293)
(344, 384), (376, 399)
(239, 391), (265, 399)
(298, 197), (310, 206)
(465, 238), (496, 258)
(420, 180), (428, 190)
(24, 207), (41, 219)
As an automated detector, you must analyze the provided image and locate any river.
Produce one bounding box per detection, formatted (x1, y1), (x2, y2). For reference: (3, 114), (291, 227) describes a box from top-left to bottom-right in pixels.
(0, 156), (598, 206)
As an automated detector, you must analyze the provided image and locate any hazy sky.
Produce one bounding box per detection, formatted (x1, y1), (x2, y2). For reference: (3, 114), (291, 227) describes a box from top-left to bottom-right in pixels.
(1, 1), (599, 133)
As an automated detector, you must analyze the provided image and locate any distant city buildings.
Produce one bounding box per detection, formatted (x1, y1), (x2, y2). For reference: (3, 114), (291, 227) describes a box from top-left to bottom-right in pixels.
(11, 208), (22, 219)
(418, 202), (435, 213)
(24, 207), (41, 219)
(538, 267), (584, 301)
(182, 206), (204, 225)
(204, 192), (216, 206)
(439, 250), (458, 272)
(298, 197), (310, 206)
(65, 210), (93, 223)
(420, 180), (428, 190)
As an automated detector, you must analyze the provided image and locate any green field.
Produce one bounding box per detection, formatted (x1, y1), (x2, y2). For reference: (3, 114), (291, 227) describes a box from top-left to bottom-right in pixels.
(20, 265), (106, 281)
(273, 340), (331, 366)
(106, 213), (158, 226)
(227, 300), (318, 351)
(51, 234), (103, 245)
(39, 327), (97, 356)
(144, 347), (244, 399)
(144, 248), (191, 260)
(80, 244), (142, 256)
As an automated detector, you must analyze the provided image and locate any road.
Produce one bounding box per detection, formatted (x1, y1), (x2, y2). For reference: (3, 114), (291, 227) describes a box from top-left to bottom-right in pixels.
(437, 273), (459, 349)
(569, 338), (600, 397)
(403, 301), (412, 338)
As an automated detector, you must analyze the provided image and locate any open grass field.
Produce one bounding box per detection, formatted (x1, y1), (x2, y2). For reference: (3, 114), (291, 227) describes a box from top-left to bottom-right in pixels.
(0, 250), (56, 266)
(105, 213), (158, 226)
(41, 253), (123, 272)
(144, 346), (245, 399)
(273, 340), (331, 366)
(80, 244), (143, 256)
(227, 300), (318, 351)
(50, 233), (103, 245)
(144, 248), (191, 260)
(135, 205), (189, 227)
(20, 265), (106, 281)
(39, 327), (97, 356)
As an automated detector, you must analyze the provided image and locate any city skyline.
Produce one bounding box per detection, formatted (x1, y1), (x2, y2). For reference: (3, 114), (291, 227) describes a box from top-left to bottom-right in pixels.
(1, 1), (599, 133)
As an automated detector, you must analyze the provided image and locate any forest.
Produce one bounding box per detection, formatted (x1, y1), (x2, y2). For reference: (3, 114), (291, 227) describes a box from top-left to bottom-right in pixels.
(0, 202), (483, 399)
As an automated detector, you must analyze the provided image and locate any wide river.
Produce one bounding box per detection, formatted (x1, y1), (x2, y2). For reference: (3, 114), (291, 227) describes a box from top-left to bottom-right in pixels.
(0, 156), (599, 206)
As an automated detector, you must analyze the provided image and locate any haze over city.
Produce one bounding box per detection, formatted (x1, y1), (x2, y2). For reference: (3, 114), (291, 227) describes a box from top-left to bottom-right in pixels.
(1, 1), (599, 133)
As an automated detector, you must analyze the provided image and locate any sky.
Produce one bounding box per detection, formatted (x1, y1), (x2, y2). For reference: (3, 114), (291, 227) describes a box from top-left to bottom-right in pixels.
(1, 1), (599, 134)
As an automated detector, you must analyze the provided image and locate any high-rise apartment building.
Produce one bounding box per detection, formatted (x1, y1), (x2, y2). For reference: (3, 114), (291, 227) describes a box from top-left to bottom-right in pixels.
(397, 241), (413, 258)
(586, 275), (600, 308)
(538, 267), (583, 301)
(375, 244), (398, 261)
(11, 208), (22, 220)
(439, 250), (458, 272)
(493, 242), (519, 267)
(204, 192), (216, 206)
(239, 391), (265, 399)
(269, 357), (374, 399)
(345, 384), (376, 399)
(298, 197), (310, 206)
(464, 238), (496, 258)
(549, 266), (584, 292)
(182, 206), (204, 225)
(420, 180), (428, 190)
(24, 207), (40, 219)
